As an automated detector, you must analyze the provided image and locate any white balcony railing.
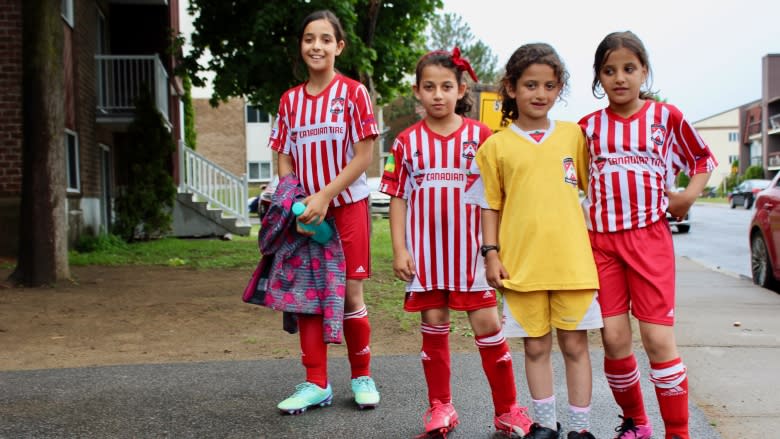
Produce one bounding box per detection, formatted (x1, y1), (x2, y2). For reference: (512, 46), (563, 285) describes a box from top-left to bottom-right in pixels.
(770, 114), (780, 131)
(178, 141), (250, 226)
(95, 55), (169, 125)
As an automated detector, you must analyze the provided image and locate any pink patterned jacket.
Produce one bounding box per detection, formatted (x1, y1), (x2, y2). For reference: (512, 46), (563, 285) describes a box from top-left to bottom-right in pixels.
(252, 174), (346, 344)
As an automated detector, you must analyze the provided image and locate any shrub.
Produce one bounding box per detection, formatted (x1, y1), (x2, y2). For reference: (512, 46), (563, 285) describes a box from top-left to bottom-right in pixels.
(743, 165), (765, 180)
(113, 88), (177, 242)
(74, 234), (128, 253)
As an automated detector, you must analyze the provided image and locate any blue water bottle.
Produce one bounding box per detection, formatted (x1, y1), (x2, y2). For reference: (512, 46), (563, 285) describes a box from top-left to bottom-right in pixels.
(291, 202), (333, 244)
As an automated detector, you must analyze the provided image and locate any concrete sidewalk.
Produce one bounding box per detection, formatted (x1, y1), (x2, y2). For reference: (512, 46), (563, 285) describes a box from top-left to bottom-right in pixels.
(674, 256), (780, 438)
(0, 257), (778, 438)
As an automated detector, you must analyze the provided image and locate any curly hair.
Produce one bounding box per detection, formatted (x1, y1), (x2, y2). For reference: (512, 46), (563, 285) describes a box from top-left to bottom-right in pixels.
(498, 43), (569, 125)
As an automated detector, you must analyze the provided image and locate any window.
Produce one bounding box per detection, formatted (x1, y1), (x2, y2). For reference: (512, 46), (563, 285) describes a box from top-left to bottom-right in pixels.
(246, 105), (270, 123)
(728, 155), (738, 164)
(65, 130), (80, 192)
(61, 0), (74, 27)
(728, 132), (738, 142)
(248, 161), (271, 182)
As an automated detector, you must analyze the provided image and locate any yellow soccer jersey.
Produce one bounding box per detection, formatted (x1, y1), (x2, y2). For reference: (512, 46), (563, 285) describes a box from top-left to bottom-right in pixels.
(475, 121), (599, 292)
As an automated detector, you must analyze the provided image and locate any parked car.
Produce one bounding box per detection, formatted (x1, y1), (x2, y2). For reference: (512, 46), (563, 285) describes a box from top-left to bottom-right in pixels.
(248, 176), (278, 219)
(729, 179), (771, 209)
(366, 177), (390, 217)
(749, 173), (780, 290)
(666, 187), (690, 233)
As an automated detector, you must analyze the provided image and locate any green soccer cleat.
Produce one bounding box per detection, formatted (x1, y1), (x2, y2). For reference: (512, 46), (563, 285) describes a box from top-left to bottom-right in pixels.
(277, 382), (333, 415)
(351, 376), (380, 409)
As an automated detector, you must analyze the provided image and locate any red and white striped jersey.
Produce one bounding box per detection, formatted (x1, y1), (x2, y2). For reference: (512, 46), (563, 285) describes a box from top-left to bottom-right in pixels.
(268, 74), (379, 206)
(380, 118), (491, 292)
(578, 100), (717, 232)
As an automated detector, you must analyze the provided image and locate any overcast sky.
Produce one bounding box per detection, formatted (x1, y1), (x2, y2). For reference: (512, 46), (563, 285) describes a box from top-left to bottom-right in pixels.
(182, 1), (780, 123)
(442, 0), (780, 123)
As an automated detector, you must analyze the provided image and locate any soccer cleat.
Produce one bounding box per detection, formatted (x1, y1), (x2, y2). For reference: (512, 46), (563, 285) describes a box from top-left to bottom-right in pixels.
(613, 416), (653, 439)
(351, 375), (380, 409)
(277, 382), (332, 415)
(493, 404), (533, 437)
(419, 399), (459, 437)
(523, 422), (562, 439)
(567, 430), (596, 439)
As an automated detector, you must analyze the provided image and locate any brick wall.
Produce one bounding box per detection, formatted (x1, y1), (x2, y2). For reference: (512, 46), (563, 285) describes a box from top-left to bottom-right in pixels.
(72, 0), (100, 199)
(0, 0), (22, 255)
(193, 97), (246, 177)
(0, 0), (23, 198)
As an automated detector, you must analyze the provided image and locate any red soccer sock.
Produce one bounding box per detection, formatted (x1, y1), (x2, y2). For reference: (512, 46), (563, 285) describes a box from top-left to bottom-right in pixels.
(650, 357), (689, 439)
(343, 306), (371, 378)
(421, 322), (451, 405)
(476, 329), (517, 415)
(298, 313), (328, 388)
(604, 354), (649, 426)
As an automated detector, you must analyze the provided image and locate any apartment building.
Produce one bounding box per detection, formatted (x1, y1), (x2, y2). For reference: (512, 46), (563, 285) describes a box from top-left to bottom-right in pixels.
(0, 0), (184, 256)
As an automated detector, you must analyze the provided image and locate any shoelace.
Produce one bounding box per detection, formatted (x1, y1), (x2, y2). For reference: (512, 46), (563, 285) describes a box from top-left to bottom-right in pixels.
(496, 405), (532, 433)
(422, 401), (449, 424)
(292, 382), (318, 397)
(353, 377), (374, 391)
(615, 415), (638, 437)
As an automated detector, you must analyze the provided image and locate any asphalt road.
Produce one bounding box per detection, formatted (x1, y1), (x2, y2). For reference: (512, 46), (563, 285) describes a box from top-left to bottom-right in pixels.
(0, 351), (720, 439)
(672, 202), (754, 278)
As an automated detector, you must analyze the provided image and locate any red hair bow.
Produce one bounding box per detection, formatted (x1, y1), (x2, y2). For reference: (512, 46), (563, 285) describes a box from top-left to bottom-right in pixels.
(451, 47), (479, 82)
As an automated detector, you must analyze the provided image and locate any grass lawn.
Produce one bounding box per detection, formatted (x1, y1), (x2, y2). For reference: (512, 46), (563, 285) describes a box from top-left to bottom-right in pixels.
(54, 218), (468, 333)
(696, 196), (728, 205)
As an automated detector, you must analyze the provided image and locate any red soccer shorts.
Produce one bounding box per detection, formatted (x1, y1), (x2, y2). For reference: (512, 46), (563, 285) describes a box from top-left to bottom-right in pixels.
(588, 219), (676, 325)
(331, 198), (371, 280)
(403, 289), (498, 312)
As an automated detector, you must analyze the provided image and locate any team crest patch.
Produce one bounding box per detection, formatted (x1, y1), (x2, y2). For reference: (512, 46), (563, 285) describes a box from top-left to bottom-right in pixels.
(651, 123), (667, 146)
(461, 141), (477, 160)
(462, 140), (478, 169)
(413, 173), (425, 186)
(563, 157), (577, 186)
(594, 156), (607, 173)
(290, 131), (297, 143)
(330, 97), (345, 114)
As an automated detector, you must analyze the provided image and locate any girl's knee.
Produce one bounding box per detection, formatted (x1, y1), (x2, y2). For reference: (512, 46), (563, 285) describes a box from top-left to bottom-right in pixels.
(557, 331), (589, 360)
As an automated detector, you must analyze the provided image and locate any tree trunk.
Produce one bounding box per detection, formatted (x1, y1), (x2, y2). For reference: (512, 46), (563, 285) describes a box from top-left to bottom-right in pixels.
(10, 0), (69, 286)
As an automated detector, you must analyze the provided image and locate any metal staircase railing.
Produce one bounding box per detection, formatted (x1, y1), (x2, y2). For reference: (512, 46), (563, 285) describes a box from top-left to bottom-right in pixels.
(178, 141), (249, 226)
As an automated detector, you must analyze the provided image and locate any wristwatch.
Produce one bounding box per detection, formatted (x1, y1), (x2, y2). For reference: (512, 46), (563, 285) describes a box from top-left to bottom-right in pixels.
(480, 244), (500, 257)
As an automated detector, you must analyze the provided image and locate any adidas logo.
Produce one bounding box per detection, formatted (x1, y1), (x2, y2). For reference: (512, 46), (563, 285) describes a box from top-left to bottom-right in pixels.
(482, 291), (493, 299)
(420, 350), (431, 361)
(355, 265), (366, 274)
(356, 346), (371, 356)
(497, 352), (513, 363)
(660, 386), (687, 397)
(666, 308), (675, 318)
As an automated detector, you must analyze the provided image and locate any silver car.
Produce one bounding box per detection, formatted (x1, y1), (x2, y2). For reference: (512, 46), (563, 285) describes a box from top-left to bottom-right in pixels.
(366, 177), (390, 217)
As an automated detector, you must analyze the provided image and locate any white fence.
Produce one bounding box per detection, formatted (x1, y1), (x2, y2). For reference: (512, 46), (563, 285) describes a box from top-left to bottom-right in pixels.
(178, 141), (249, 225)
(95, 55), (169, 124)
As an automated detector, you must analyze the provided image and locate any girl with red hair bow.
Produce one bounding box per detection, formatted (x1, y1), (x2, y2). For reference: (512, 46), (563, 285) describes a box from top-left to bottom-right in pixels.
(380, 47), (534, 438)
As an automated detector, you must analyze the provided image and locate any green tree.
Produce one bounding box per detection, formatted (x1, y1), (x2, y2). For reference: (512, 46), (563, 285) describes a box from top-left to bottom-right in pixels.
(744, 165), (765, 180)
(181, 0), (442, 112)
(113, 89), (177, 242)
(11, 1), (69, 286)
(427, 12), (499, 84)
